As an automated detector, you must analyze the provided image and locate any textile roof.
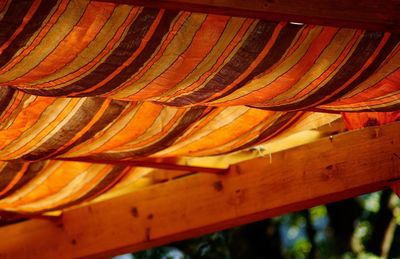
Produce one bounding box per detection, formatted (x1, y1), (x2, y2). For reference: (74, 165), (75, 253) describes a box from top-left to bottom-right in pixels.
(0, 0), (399, 213)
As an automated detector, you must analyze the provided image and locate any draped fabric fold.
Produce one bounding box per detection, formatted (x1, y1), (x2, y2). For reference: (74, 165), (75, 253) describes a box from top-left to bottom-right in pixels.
(0, 0), (399, 213)
(0, 0), (399, 111)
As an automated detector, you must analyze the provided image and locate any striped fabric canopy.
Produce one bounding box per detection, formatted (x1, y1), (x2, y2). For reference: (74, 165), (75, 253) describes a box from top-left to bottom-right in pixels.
(0, 0), (399, 213)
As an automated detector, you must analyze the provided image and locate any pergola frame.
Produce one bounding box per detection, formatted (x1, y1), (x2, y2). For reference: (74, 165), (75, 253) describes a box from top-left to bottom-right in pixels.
(95, 0), (400, 31)
(0, 1), (400, 258)
(0, 122), (399, 258)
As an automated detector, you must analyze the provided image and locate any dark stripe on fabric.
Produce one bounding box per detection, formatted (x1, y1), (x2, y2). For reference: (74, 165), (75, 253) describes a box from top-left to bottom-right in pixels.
(52, 8), (162, 96)
(358, 103), (400, 112)
(0, 87), (16, 116)
(230, 111), (302, 152)
(34, 9), (177, 97)
(313, 100), (400, 112)
(168, 21), (279, 106)
(0, 0), (33, 48)
(0, 162), (23, 193)
(48, 165), (128, 211)
(208, 23), (303, 102)
(0, 161), (45, 199)
(21, 98), (106, 161)
(0, 0), (58, 68)
(47, 99), (128, 157)
(122, 106), (211, 157)
(266, 32), (395, 111)
(321, 33), (400, 104)
(86, 106), (211, 161)
(75, 9), (180, 97)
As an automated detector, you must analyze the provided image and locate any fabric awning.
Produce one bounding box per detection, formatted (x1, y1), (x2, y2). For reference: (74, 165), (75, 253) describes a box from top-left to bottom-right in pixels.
(0, 0), (399, 213)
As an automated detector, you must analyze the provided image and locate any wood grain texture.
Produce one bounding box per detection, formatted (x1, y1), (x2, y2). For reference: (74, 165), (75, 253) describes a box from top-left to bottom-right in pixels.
(0, 122), (399, 258)
(94, 0), (400, 31)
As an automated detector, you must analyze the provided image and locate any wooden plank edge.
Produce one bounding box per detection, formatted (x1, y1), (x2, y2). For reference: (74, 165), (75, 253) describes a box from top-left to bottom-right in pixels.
(86, 179), (397, 258)
(93, 0), (400, 32)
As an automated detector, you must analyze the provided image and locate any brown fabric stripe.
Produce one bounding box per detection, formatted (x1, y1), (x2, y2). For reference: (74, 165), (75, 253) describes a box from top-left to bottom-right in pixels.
(20, 98), (106, 161)
(7, 1), (98, 84)
(0, 0), (33, 47)
(364, 103), (400, 112)
(0, 0), (58, 68)
(229, 111), (303, 152)
(168, 21), (279, 106)
(46, 165), (128, 212)
(58, 8), (162, 95)
(321, 33), (400, 103)
(314, 101), (400, 112)
(266, 32), (395, 111)
(75, 9), (180, 97)
(85, 106), (211, 160)
(0, 161), (45, 199)
(0, 87), (15, 116)
(121, 106), (211, 156)
(133, 14), (222, 96)
(0, 162), (23, 193)
(30, 8), (177, 97)
(21, 7), (160, 96)
(210, 23), (303, 101)
(47, 99), (129, 158)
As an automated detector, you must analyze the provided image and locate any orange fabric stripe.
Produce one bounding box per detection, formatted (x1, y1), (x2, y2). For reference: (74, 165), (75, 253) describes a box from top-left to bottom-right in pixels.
(42, 99), (113, 158)
(10, 2), (115, 85)
(0, 97), (56, 150)
(306, 32), (392, 109)
(167, 19), (255, 99)
(229, 27), (338, 105)
(70, 9), (166, 96)
(111, 108), (187, 151)
(29, 7), (140, 89)
(44, 165), (113, 209)
(132, 15), (230, 99)
(1, 98), (80, 160)
(202, 22), (286, 103)
(274, 30), (363, 105)
(109, 12), (191, 97)
(0, 0), (69, 75)
(6, 162), (90, 206)
(0, 91), (24, 124)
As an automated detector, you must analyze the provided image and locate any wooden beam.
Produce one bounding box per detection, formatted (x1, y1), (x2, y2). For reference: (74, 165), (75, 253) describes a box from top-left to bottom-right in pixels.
(0, 122), (399, 258)
(94, 0), (400, 32)
(57, 158), (228, 174)
(391, 181), (400, 198)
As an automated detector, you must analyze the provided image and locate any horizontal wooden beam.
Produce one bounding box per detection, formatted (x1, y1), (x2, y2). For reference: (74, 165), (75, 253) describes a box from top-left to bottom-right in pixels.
(0, 122), (399, 258)
(57, 158), (228, 174)
(94, 0), (400, 32)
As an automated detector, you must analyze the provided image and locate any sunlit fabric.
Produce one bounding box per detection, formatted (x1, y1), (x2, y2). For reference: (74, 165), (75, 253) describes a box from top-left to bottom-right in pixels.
(1, 90), (334, 161)
(342, 111), (400, 129)
(1, 0), (399, 111)
(0, 160), (131, 212)
(0, 0), (399, 213)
